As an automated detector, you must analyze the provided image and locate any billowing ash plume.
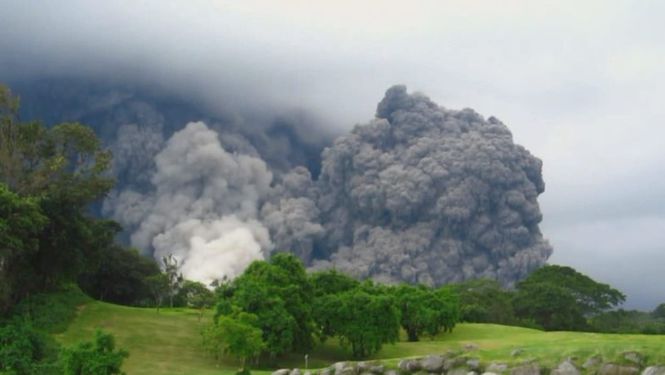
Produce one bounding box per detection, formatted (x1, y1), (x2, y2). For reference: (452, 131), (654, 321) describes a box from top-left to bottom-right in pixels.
(312, 85), (552, 286)
(105, 122), (273, 284)
(261, 167), (324, 263)
(12, 79), (552, 287)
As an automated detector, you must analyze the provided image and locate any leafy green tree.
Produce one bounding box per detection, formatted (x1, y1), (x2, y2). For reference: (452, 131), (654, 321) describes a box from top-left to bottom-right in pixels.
(78, 246), (161, 306)
(224, 274), (296, 357)
(451, 279), (516, 324)
(324, 288), (400, 358)
(202, 311), (264, 370)
(0, 84), (115, 305)
(0, 184), (47, 313)
(0, 85), (113, 200)
(310, 269), (359, 298)
(218, 253), (314, 356)
(146, 273), (170, 312)
(514, 265), (625, 331)
(653, 303), (665, 320)
(391, 284), (459, 341)
(176, 280), (215, 321)
(59, 330), (128, 375)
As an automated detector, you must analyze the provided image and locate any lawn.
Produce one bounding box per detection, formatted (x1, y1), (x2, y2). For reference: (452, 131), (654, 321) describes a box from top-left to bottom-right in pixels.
(56, 301), (665, 375)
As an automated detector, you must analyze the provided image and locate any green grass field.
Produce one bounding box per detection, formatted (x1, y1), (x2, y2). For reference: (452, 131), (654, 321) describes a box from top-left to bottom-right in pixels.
(56, 301), (665, 375)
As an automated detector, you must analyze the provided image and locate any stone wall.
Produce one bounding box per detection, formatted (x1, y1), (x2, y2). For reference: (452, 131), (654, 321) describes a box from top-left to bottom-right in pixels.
(271, 351), (665, 375)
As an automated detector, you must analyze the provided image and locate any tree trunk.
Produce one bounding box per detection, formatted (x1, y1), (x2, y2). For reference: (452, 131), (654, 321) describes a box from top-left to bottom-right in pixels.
(407, 327), (419, 342)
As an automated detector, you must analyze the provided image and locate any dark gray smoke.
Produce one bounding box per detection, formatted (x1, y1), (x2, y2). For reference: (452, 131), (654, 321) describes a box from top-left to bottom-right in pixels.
(8, 79), (551, 286)
(312, 86), (552, 286)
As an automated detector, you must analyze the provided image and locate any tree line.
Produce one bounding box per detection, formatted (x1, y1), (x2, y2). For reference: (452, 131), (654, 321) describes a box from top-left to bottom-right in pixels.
(453, 265), (665, 334)
(202, 253), (460, 366)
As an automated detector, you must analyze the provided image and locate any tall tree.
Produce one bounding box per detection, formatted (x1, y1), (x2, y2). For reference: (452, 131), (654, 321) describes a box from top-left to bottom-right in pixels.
(323, 288), (400, 358)
(391, 284), (459, 342)
(451, 279), (516, 324)
(0, 184), (47, 313)
(202, 311), (264, 370)
(514, 265), (625, 331)
(162, 254), (184, 308)
(0, 84), (114, 304)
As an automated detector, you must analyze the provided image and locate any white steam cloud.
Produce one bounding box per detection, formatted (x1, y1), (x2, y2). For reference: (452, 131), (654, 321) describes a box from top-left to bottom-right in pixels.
(106, 121), (273, 284)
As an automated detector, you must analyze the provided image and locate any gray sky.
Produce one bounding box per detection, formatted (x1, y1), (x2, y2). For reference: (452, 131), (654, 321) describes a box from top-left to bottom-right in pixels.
(1, 0), (664, 308)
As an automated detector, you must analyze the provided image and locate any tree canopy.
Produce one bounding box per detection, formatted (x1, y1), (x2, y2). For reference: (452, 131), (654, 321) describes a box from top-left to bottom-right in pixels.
(514, 265), (625, 331)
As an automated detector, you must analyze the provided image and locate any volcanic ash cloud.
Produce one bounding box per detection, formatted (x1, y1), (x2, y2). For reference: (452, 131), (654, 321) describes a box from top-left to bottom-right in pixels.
(313, 85), (552, 286)
(106, 121), (273, 284)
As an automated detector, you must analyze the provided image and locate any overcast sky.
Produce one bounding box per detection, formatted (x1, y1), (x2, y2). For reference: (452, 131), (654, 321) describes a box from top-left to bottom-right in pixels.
(1, 0), (663, 308)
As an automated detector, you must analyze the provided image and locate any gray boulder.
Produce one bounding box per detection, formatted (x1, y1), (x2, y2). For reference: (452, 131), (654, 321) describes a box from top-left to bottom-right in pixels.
(551, 360), (580, 375)
(583, 355), (602, 369)
(445, 358), (467, 371)
(304, 371), (312, 375)
(273, 370), (290, 375)
(482, 372), (498, 375)
(421, 355), (445, 372)
(466, 359), (481, 371)
(623, 352), (644, 366)
(598, 364), (640, 375)
(448, 367), (470, 375)
(292, 369), (301, 375)
(357, 363), (371, 373)
(510, 349), (524, 357)
(385, 370), (399, 375)
(398, 359), (422, 373)
(333, 362), (356, 375)
(511, 363), (540, 375)
(487, 363), (508, 374)
(320, 369), (333, 375)
(370, 365), (386, 374)
(642, 367), (665, 375)
(464, 343), (480, 351)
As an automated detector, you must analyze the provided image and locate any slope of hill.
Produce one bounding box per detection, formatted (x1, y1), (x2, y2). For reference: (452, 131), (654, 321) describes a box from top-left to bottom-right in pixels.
(55, 301), (665, 375)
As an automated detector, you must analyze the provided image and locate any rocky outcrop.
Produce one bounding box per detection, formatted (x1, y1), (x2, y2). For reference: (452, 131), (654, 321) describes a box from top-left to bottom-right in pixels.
(598, 364), (640, 375)
(421, 355), (445, 372)
(642, 367), (665, 375)
(272, 351), (661, 375)
(510, 363), (539, 375)
(551, 360), (580, 375)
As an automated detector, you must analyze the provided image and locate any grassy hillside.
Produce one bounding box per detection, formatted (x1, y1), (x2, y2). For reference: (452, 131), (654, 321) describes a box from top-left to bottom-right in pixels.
(56, 301), (665, 375)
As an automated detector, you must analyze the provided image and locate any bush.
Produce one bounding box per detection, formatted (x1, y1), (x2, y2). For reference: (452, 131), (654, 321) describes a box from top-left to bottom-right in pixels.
(0, 319), (61, 375)
(11, 284), (91, 333)
(59, 330), (128, 375)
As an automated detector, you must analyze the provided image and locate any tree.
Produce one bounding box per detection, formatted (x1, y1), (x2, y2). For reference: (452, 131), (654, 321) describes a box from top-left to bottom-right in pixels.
(0, 85), (113, 200)
(162, 254), (184, 308)
(653, 303), (665, 320)
(146, 273), (170, 312)
(391, 284), (459, 341)
(224, 274), (297, 357)
(78, 246), (161, 306)
(310, 269), (359, 298)
(451, 279), (516, 324)
(0, 318), (59, 374)
(59, 330), (128, 375)
(326, 288), (400, 358)
(218, 253), (315, 356)
(176, 280), (215, 321)
(0, 183), (47, 313)
(514, 265), (625, 331)
(202, 311), (264, 370)
(0, 84), (115, 305)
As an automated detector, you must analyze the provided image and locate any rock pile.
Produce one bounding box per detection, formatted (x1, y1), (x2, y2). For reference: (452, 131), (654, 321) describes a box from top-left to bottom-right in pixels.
(271, 352), (664, 375)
